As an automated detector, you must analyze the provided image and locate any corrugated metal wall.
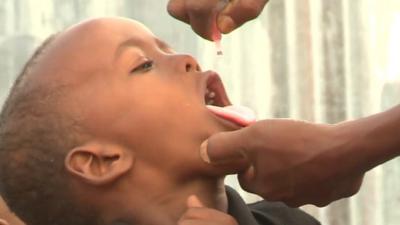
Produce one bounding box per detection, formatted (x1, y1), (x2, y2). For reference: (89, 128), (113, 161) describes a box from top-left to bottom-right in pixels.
(1, 0), (400, 224)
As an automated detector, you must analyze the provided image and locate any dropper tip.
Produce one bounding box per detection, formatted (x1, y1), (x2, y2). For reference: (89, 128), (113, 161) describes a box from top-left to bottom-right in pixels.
(215, 39), (223, 56)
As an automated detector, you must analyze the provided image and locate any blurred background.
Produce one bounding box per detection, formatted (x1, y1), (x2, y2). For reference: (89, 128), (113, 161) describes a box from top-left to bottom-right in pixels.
(1, 0), (400, 224)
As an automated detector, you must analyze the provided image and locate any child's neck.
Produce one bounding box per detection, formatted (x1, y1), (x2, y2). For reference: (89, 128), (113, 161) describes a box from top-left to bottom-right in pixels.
(141, 177), (227, 225)
(106, 168), (228, 225)
(156, 177), (228, 219)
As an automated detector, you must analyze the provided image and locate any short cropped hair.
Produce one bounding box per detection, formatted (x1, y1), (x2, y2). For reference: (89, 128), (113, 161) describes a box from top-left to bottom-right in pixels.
(0, 35), (99, 225)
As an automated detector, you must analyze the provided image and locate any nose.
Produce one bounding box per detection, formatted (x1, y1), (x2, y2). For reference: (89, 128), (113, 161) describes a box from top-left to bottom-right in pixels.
(174, 54), (201, 73)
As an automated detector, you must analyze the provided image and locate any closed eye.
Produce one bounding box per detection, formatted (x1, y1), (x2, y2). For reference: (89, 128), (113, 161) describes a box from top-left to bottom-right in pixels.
(130, 60), (154, 74)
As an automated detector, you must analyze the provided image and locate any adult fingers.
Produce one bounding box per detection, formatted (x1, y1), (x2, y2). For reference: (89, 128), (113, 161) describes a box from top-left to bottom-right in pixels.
(218, 0), (269, 33)
(200, 128), (253, 171)
(167, 0), (190, 24)
(185, 0), (222, 40)
(237, 165), (258, 193)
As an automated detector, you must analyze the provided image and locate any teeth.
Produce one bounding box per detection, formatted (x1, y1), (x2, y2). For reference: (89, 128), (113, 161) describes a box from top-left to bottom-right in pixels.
(207, 99), (215, 105)
(208, 91), (216, 98)
(205, 89), (216, 105)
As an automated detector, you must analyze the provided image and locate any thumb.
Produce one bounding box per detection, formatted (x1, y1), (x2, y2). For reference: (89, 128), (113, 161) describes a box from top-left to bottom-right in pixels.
(167, 0), (190, 24)
(217, 0), (268, 34)
(200, 128), (252, 169)
(185, 0), (226, 41)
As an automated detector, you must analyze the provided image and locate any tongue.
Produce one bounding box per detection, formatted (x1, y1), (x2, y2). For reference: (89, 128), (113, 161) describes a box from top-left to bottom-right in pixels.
(206, 105), (257, 127)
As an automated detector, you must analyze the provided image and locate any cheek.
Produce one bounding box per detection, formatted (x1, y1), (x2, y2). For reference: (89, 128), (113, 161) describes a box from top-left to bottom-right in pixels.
(110, 99), (205, 165)
(91, 77), (215, 154)
(115, 90), (209, 148)
(130, 81), (202, 126)
(130, 92), (203, 132)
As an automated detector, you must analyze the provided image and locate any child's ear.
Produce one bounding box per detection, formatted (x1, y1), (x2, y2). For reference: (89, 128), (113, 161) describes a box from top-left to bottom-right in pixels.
(65, 142), (134, 185)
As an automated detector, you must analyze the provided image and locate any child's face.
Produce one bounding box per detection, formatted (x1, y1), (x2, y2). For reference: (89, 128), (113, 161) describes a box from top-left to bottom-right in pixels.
(39, 17), (239, 172)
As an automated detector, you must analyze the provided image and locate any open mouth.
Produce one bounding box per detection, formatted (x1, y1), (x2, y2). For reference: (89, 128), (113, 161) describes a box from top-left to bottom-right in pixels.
(200, 71), (256, 127)
(202, 71), (231, 107)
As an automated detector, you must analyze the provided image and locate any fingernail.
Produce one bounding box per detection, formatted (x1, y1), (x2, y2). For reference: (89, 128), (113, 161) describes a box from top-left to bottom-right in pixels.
(199, 140), (211, 163)
(218, 16), (235, 33)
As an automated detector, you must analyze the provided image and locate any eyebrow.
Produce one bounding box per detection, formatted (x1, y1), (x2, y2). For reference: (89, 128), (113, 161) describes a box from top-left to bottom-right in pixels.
(115, 37), (173, 59)
(115, 38), (141, 59)
(154, 38), (173, 52)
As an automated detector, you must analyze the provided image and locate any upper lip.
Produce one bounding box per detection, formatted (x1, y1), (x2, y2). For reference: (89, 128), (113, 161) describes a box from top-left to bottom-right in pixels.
(200, 71), (231, 107)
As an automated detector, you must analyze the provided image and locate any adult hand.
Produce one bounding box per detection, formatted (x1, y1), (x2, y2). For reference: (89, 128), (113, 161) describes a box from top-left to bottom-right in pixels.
(178, 195), (238, 225)
(200, 119), (365, 207)
(167, 0), (269, 40)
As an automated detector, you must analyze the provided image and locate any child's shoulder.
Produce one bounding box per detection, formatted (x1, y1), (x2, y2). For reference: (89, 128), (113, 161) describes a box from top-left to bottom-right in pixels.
(248, 200), (321, 225)
(225, 186), (321, 225)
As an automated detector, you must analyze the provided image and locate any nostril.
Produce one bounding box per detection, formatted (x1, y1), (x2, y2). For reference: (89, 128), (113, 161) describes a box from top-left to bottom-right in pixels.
(185, 63), (192, 72)
(185, 63), (201, 72)
(180, 54), (200, 72)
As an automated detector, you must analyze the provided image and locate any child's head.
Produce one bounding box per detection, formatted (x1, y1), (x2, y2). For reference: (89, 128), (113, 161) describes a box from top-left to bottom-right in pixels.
(0, 17), (238, 225)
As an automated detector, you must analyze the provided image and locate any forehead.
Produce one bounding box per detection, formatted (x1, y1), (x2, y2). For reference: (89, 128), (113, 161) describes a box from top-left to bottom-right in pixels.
(30, 18), (154, 86)
(57, 17), (155, 62)
(78, 17), (151, 41)
(67, 17), (154, 46)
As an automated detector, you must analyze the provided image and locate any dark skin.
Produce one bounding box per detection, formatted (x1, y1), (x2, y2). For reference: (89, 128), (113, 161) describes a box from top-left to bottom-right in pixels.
(202, 106), (400, 206)
(200, 119), (366, 207)
(167, 0), (269, 40)
(200, 109), (400, 207)
(25, 17), (241, 225)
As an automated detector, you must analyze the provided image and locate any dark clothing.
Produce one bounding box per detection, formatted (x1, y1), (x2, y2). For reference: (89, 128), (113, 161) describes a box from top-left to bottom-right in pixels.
(226, 186), (321, 225)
